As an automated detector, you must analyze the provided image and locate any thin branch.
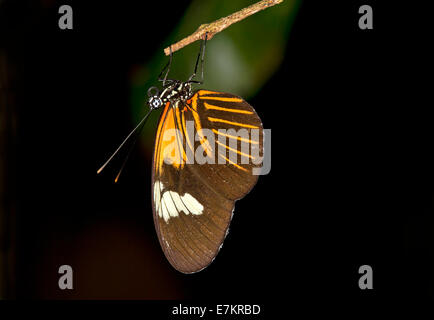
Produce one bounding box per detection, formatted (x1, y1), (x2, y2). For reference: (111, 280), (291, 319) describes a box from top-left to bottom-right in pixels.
(164, 0), (284, 55)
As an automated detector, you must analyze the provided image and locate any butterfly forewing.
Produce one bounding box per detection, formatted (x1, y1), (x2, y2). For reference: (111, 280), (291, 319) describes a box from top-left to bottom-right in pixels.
(152, 90), (263, 273)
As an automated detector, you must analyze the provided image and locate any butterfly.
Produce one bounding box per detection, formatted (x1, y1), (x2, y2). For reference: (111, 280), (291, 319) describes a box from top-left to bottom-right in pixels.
(98, 34), (264, 273)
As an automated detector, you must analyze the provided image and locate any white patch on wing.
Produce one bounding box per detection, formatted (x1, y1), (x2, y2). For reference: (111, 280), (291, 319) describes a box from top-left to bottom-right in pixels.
(153, 180), (204, 223)
(182, 193), (204, 216)
(169, 191), (189, 214)
(161, 199), (170, 222)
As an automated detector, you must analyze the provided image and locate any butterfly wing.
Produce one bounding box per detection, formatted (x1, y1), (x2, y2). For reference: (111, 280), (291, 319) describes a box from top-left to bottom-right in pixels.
(152, 90), (264, 273)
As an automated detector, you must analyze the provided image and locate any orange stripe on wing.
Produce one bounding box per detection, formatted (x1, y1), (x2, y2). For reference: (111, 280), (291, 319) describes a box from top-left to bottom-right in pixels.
(217, 152), (248, 172)
(201, 96), (243, 103)
(154, 102), (171, 173)
(215, 140), (256, 160)
(207, 117), (259, 129)
(212, 129), (259, 145)
(174, 106), (187, 165)
(203, 102), (253, 114)
(190, 93), (214, 158)
(180, 108), (194, 158)
(197, 90), (222, 96)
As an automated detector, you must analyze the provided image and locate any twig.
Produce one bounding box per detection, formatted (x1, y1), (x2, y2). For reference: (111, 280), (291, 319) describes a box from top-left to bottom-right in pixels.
(164, 0), (284, 55)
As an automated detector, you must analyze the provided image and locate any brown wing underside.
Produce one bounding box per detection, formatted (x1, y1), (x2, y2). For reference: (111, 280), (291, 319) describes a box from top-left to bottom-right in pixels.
(152, 90), (264, 273)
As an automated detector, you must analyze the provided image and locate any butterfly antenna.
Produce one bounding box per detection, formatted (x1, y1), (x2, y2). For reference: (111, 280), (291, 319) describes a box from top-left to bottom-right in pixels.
(97, 108), (153, 177)
(113, 116), (147, 183)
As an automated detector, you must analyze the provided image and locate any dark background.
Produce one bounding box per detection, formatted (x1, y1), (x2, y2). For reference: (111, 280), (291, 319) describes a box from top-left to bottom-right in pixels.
(0, 0), (433, 315)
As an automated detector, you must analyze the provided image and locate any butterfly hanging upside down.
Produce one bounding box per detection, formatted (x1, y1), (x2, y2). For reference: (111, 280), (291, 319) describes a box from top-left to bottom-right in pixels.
(98, 34), (264, 273)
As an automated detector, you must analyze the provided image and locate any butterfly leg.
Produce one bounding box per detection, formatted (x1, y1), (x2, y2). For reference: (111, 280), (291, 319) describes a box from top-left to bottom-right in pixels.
(158, 45), (174, 86)
(187, 32), (208, 84)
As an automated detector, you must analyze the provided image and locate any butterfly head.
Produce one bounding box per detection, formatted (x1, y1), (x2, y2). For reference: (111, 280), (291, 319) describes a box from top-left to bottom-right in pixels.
(147, 86), (163, 110)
